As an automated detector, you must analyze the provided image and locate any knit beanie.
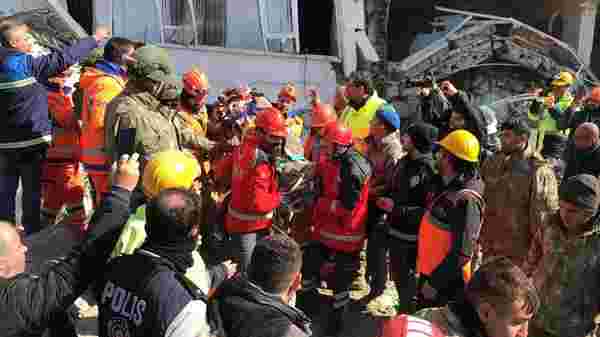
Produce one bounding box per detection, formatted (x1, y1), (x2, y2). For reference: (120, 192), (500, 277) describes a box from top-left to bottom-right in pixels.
(405, 122), (439, 153)
(559, 174), (600, 211)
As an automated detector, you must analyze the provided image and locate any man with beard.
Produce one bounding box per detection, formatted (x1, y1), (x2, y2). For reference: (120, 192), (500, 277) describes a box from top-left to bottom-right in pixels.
(339, 71), (386, 154)
(480, 118), (559, 268)
(219, 107), (287, 274)
(563, 122), (600, 180)
(524, 174), (600, 337)
(297, 121), (372, 337)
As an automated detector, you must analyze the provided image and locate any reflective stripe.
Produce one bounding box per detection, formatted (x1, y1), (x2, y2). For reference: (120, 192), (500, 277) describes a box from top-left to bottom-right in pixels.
(0, 135), (52, 149)
(0, 77), (36, 90)
(80, 147), (108, 158)
(227, 205), (274, 221)
(388, 228), (418, 242)
(49, 145), (79, 156)
(319, 230), (364, 243)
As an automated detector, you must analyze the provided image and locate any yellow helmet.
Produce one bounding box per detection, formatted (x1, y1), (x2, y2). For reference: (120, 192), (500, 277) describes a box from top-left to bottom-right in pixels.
(437, 130), (480, 163)
(551, 71), (575, 87)
(142, 151), (201, 198)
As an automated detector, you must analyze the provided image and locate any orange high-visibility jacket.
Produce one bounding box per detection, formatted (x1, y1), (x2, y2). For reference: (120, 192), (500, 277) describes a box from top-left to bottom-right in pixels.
(79, 67), (126, 172)
(47, 90), (79, 161)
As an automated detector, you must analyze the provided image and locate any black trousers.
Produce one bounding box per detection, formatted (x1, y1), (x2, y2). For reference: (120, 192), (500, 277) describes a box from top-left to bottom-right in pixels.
(0, 145), (47, 235)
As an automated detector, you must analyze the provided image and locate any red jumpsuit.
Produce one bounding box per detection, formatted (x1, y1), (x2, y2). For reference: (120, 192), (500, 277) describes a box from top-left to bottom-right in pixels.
(41, 89), (91, 236)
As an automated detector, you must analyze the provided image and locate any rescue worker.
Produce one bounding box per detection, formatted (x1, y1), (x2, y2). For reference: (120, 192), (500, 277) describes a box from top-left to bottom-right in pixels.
(79, 37), (135, 207)
(304, 102), (337, 162)
(178, 68), (210, 137)
(334, 85), (348, 116)
(0, 21), (108, 234)
(524, 174), (600, 337)
(528, 71), (575, 152)
(0, 152), (140, 337)
(275, 83), (303, 138)
(566, 86), (600, 134)
(40, 75), (91, 236)
(219, 107), (286, 274)
(416, 129), (485, 306)
(480, 118), (559, 268)
(212, 234), (311, 337)
(96, 188), (210, 337)
(364, 104), (404, 303)
(540, 133), (567, 184)
(563, 122), (600, 179)
(416, 257), (539, 337)
(298, 121), (372, 337)
(373, 122), (438, 314)
(340, 71), (387, 154)
(104, 45), (214, 207)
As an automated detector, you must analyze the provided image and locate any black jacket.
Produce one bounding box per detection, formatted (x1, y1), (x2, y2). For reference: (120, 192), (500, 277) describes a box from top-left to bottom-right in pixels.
(0, 187), (132, 337)
(336, 148), (372, 211)
(564, 143), (600, 180)
(387, 152), (436, 242)
(214, 276), (311, 337)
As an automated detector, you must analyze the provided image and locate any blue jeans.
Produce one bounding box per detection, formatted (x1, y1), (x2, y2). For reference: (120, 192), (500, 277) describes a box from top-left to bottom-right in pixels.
(0, 145), (47, 235)
(229, 229), (270, 274)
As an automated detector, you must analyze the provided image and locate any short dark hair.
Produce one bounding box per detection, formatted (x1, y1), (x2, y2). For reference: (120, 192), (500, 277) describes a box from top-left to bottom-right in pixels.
(501, 117), (531, 138)
(466, 257), (539, 317)
(145, 188), (203, 243)
(348, 71), (374, 96)
(103, 37), (136, 64)
(248, 234), (302, 294)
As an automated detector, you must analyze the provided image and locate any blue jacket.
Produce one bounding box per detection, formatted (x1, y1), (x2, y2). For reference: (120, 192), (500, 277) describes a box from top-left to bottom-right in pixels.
(0, 37), (98, 149)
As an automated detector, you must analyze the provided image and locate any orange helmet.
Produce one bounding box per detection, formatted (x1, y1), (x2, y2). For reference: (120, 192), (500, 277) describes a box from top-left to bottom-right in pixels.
(311, 103), (336, 128)
(324, 121), (352, 146)
(255, 107), (288, 137)
(182, 68), (209, 96)
(589, 86), (600, 104)
(278, 83), (297, 103)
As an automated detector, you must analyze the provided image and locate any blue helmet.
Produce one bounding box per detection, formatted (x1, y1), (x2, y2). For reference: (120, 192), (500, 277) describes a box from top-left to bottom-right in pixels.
(376, 103), (400, 130)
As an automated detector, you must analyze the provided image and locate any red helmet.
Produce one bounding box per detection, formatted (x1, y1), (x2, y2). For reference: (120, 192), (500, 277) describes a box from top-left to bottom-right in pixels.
(381, 315), (444, 337)
(324, 121), (352, 146)
(311, 103), (336, 128)
(255, 107), (288, 138)
(182, 68), (209, 95)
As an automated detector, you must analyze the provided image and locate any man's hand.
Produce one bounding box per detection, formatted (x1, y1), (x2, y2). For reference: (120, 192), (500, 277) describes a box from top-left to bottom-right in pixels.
(376, 197), (394, 213)
(111, 153), (141, 192)
(221, 260), (238, 278)
(93, 26), (111, 43)
(544, 95), (556, 108)
(440, 81), (458, 97)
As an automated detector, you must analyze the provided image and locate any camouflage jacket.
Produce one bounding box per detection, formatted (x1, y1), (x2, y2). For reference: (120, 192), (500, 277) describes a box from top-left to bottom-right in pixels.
(415, 301), (488, 337)
(104, 85), (210, 164)
(480, 146), (559, 267)
(525, 213), (600, 337)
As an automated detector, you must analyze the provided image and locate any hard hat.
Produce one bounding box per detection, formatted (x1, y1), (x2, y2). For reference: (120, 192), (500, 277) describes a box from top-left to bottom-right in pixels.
(375, 103), (400, 130)
(381, 315), (444, 337)
(130, 45), (178, 88)
(589, 87), (600, 104)
(311, 103), (336, 128)
(437, 129), (480, 162)
(551, 71), (575, 87)
(142, 150), (201, 198)
(323, 121), (352, 146)
(278, 83), (297, 102)
(255, 107), (288, 138)
(182, 68), (209, 95)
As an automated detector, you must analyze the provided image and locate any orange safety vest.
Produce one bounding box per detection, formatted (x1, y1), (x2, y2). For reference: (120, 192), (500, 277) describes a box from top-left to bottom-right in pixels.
(79, 68), (126, 171)
(47, 91), (80, 161)
(417, 189), (484, 283)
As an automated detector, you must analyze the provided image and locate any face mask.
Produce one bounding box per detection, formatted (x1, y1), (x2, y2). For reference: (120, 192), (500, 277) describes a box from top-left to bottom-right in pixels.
(152, 81), (179, 102)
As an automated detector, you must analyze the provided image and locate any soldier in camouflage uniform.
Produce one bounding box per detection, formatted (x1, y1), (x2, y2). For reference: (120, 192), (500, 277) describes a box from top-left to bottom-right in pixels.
(415, 257), (539, 337)
(480, 118), (559, 268)
(523, 174), (600, 337)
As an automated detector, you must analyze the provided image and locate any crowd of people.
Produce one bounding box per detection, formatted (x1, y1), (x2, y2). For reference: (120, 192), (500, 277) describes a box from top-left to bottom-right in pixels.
(1, 18), (600, 337)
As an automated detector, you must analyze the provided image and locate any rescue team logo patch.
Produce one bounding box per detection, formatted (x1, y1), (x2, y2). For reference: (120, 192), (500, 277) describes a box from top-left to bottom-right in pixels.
(108, 317), (131, 337)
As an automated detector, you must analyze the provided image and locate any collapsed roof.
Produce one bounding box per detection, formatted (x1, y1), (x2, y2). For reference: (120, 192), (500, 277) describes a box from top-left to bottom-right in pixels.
(387, 6), (598, 96)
